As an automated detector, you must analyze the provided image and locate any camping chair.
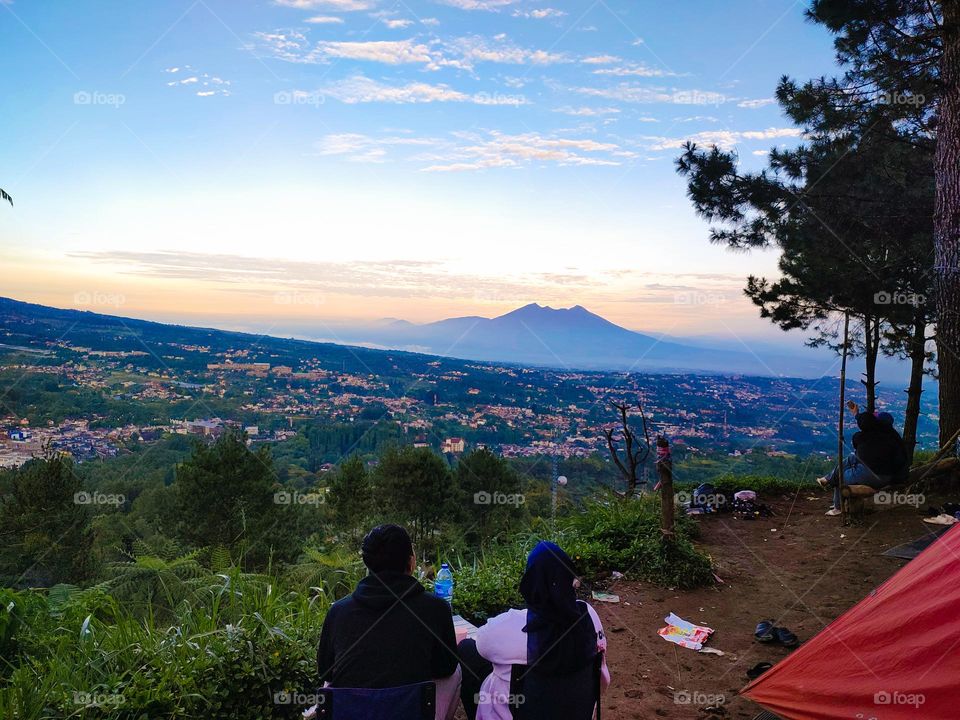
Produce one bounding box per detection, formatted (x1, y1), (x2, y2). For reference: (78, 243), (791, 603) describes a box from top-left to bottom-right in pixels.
(313, 681), (435, 720)
(510, 653), (604, 720)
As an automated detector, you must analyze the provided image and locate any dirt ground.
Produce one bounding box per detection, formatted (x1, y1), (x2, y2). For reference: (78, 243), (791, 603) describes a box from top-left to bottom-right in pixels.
(593, 489), (950, 719)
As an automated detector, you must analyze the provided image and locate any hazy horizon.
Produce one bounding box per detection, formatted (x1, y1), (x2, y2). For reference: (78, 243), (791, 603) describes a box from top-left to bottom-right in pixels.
(1, 0), (840, 347)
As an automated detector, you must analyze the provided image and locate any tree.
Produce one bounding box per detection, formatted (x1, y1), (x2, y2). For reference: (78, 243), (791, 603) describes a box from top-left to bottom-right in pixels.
(173, 432), (291, 570)
(603, 401), (652, 496)
(0, 452), (91, 587)
(326, 455), (373, 541)
(454, 448), (524, 540)
(799, 0), (958, 445)
(677, 114), (934, 438)
(374, 446), (452, 550)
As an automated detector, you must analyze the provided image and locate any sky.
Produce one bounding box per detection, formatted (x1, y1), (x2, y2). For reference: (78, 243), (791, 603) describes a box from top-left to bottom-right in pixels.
(0, 0), (842, 346)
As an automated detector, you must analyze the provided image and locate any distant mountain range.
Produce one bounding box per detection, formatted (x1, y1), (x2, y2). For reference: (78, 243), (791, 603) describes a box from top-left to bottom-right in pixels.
(327, 303), (835, 378)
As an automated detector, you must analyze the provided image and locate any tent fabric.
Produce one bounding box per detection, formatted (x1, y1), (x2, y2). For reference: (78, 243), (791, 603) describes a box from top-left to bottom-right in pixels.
(741, 525), (960, 720)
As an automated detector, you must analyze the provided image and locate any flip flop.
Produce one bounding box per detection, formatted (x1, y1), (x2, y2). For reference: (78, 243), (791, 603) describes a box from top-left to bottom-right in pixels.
(746, 662), (773, 680)
(754, 620), (775, 643)
(774, 627), (799, 648)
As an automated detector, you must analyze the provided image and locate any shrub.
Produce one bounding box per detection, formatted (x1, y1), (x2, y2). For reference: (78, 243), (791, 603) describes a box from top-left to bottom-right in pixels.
(561, 497), (714, 589)
(441, 548), (525, 624)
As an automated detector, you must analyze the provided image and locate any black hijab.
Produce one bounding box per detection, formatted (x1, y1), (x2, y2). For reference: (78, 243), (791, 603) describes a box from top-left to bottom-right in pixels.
(520, 541), (598, 676)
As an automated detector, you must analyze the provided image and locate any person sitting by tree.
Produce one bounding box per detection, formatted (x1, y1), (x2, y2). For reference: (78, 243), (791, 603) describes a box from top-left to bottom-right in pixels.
(818, 401), (909, 516)
(315, 524), (461, 720)
(457, 541), (610, 720)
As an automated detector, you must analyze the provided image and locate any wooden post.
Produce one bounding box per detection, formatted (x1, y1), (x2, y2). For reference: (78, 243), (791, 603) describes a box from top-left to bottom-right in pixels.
(656, 435), (674, 541)
(838, 313), (850, 524)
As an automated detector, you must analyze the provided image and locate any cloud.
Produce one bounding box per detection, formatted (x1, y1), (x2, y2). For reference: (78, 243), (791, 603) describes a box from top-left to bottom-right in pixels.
(421, 131), (632, 172)
(435, 0), (517, 10)
(582, 55), (619, 64)
(254, 31), (563, 70)
(448, 35), (566, 67)
(512, 7), (566, 18)
(575, 83), (728, 105)
(309, 39), (437, 64)
(320, 75), (526, 104)
(738, 98), (775, 109)
(382, 18), (413, 28)
(305, 15), (344, 23)
(70, 250), (600, 303)
(645, 127), (803, 151)
(165, 70), (231, 96)
(274, 0), (373, 10)
(593, 63), (675, 77)
(553, 106), (621, 116)
(315, 132), (439, 162)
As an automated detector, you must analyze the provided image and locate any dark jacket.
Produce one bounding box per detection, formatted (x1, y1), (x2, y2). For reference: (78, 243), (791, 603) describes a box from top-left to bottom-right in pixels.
(316, 571), (458, 688)
(852, 412), (907, 478)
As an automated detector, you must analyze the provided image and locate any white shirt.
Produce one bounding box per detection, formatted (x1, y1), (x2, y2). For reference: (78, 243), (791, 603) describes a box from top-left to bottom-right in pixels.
(473, 605), (610, 720)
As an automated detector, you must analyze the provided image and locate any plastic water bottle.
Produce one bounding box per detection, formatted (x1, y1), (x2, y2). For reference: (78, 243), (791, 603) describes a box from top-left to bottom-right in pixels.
(435, 563), (454, 605)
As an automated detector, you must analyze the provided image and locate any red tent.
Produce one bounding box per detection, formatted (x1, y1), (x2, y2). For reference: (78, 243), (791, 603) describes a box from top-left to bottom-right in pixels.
(742, 525), (960, 720)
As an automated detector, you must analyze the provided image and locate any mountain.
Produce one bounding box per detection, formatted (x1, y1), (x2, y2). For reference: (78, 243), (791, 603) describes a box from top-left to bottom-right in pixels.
(330, 303), (832, 377)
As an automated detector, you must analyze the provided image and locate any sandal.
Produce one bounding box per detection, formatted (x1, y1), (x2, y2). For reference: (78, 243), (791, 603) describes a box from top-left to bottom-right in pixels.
(746, 661), (773, 680)
(754, 620), (775, 643)
(774, 627), (799, 648)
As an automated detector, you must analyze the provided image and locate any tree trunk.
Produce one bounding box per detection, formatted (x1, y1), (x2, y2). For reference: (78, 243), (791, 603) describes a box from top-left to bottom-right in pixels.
(935, 1), (960, 447)
(861, 315), (880, 413)
(655, 437), (674, 541)
(902, 312), (927, 466)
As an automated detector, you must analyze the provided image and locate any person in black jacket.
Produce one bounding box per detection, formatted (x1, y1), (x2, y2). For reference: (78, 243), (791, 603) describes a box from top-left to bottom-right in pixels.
(817, 401), (909, 516)
(316, 524), (461, 718)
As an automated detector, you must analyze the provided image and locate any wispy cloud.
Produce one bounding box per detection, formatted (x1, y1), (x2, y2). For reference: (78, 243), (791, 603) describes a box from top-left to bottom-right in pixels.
(435, 0), (517, 10)
(164, 66), (231, 96)
(574, 83), (727, 105)
(421, 130), (634, 172)
(512, 7), (566, 19)
(305, 15), (344, 23)
(69, 250), (600, 303)
(320, 75), (527, 104)
(274, 0), (373, 10)
(738, 98), (775, 108)
(553, 106), (622, 116)
(253, 31), (565, 70)
(592, 63), (676, 77)
(645, 127), (803, 150)
(582, 55), (619, 65)
(314, 132), (439, 162)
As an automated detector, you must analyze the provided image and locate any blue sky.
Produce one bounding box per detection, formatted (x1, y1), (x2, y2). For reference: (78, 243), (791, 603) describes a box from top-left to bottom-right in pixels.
(0, 0), (840, 344)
